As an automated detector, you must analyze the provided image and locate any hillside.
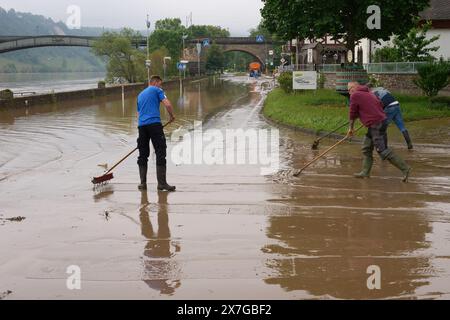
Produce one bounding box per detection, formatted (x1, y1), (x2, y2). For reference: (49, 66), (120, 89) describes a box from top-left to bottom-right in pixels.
(0, 7), (106, 73)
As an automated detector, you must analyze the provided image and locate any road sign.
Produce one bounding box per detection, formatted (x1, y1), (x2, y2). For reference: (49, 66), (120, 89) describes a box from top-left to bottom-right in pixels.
(202, 38), (210, 47)
(256, 35), (265, 43)
(177, 62), (187, 71)
(145, 60), (151, 68)
(269, 50), (274, 56)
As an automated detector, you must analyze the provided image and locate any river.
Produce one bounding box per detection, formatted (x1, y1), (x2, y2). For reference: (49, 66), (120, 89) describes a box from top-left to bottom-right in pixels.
(0, 75), (450, 299)
(0, 72), (106, 95)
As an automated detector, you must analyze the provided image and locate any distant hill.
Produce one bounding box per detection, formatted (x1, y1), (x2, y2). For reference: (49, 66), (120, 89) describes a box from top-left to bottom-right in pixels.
(0, 7), (107, 73)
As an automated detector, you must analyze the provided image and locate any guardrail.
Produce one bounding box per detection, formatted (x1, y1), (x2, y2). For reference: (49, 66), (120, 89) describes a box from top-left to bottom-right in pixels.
(279, 62), (428, 74)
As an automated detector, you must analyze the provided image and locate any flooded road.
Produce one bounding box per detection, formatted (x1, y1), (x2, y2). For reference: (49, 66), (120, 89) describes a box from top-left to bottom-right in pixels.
(0, 76), (450, 299)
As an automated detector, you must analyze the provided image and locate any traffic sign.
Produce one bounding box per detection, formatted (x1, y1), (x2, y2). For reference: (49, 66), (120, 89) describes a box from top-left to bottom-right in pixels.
(177, 62), (187, 71)
(269, 50), (274, 56)
(202, 38), (210, 47)
(256, 35), (265, 43)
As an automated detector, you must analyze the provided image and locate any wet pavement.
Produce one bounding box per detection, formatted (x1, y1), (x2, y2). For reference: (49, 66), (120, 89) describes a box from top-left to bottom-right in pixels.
(0, 76), (449, 299)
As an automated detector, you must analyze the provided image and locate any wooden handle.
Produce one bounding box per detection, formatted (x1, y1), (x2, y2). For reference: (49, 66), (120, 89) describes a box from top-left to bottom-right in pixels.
(294, 125), (364, 177)
(314, 122), (349, 144)
(104, 121), (173, 175)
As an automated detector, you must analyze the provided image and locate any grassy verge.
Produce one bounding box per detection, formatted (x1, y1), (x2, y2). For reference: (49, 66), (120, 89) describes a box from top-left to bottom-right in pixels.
(263, 88), (450, 136)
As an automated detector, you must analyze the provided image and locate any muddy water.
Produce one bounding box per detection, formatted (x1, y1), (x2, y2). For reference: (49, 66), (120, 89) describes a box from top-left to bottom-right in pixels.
(0, 76), (450, 299)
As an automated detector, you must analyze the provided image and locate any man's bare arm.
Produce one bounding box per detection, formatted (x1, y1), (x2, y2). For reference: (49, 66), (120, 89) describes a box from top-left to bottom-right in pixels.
(162, 98), (175, 122)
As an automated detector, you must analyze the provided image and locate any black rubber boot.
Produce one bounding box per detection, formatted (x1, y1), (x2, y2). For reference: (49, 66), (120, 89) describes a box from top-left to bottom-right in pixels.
(156, 165), (176, 192)
(138, 165), (148, 190)
(354, 156), (374, 179)
(402, 130), (414, 150)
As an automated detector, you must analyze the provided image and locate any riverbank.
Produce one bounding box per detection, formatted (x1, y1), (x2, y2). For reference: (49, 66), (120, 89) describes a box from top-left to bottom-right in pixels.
(263, 88), (450, 137)
(0, 76), (208, 108)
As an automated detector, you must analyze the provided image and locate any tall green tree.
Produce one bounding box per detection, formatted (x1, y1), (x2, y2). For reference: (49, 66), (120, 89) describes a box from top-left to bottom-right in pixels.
(261, 0), (431, 58)
(92, 28), (146, 83)
(188, 25), (230, 39)
(206, 44), (225, 73)
(393, 20), (440, 62)
(155, 18), (185, 31)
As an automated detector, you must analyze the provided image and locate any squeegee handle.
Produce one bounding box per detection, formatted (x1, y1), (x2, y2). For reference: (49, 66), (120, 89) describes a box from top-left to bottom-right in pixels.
(295, 125), (364, 177)
(104, 121), (173, 175)
(314, 122), (349, 144)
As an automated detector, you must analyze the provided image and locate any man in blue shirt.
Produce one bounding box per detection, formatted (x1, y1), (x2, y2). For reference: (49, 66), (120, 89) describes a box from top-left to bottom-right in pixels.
(137, 75), (176, 191)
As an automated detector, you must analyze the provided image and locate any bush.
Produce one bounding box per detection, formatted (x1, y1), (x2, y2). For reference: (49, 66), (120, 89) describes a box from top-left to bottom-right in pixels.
(318, 72), (326, 89)
(414, 61), (450, 97)
(430, 96), (450, 107)
(368, 74), (383, 88)
(277, 72), (293, 93)
(0, 89), (14, 100)
(98, 81), (106, 89)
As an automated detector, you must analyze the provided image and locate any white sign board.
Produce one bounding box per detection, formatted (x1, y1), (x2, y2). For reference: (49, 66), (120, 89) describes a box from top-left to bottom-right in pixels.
(293, 71), (318, 90)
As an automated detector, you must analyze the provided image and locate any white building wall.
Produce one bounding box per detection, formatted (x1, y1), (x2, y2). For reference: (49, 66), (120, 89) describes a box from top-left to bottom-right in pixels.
(360, 28), (450, 62)
(427, 29), (450, 60)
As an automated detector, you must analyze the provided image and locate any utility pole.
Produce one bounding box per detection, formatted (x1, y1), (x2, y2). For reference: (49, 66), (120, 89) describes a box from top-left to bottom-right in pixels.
(146, 14), (151, 85)
(196, 41), (202, 77)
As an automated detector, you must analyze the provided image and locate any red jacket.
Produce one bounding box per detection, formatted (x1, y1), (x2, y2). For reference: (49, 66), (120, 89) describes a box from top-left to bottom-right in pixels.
(349, 86), (386, 127)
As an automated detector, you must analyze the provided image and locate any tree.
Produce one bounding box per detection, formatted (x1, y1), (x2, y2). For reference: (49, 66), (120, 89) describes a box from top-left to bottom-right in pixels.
(155, 18), (184, 32)
(414, 61), (450, 97)
(393, 20), (440, 62)
(261, 0), (431, 59)
(187, 25), (230, 39)
(206, 44), (225, 73)
(373, 20), (440, 62)
(149, 47), (171, 77)
(92, 28), (146, 83)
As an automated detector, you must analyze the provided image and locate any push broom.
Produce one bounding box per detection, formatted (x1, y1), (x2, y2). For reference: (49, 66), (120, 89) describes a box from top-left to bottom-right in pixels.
(92, 121), (173, 186)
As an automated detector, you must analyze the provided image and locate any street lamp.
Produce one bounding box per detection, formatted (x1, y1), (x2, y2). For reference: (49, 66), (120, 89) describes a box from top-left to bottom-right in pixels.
(163, 56), (172, 81)
(146, 14), (151, 85)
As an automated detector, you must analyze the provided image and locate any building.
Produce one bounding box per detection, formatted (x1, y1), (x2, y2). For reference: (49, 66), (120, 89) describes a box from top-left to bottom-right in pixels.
(360, 0), (450, 63)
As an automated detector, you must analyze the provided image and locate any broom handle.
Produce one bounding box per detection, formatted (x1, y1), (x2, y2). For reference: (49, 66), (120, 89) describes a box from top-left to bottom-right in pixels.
(104, 121), (173, 175)
(295, 125), (364, 176)
(314, 122), (349, 144)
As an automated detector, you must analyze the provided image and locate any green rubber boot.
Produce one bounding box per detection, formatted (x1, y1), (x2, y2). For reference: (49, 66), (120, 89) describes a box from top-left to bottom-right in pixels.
(354, 156), (374, 179)
(386, 151), (412, 183)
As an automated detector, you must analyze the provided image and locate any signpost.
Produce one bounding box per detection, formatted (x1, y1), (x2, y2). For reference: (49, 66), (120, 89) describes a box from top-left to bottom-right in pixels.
(293, 71), (318, 90)
(256, 35), (265, 43)
(202, 38), (210, 47)
(196, 42), (202, 76)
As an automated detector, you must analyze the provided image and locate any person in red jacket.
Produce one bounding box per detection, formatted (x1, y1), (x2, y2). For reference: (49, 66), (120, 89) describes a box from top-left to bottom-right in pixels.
(347, 82), (411, 182)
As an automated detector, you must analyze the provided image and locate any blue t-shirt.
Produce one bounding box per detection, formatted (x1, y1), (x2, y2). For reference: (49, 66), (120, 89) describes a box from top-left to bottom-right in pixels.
(137, 86), (167, 127)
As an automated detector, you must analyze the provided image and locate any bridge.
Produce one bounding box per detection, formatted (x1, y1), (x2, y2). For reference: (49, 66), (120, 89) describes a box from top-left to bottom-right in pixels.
(0, 35), (147, 54)
(0, 35), (276, 73)
(186, 37), (276, 72)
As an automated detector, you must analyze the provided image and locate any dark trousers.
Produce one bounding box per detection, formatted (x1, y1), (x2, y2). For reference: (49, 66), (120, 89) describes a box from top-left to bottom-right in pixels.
(137, 123), (167, 167)
(363, 121), (391, 159)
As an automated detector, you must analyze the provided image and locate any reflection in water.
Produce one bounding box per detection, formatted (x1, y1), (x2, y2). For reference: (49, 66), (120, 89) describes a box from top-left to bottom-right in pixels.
(263, 212), (432, 299)
(262, 129), (442, 299)
(140, 190), (181, 295)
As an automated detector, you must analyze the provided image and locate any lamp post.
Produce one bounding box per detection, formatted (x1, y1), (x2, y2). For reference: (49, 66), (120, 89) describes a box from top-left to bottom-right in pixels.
(163, 56), (172, 81)
(146, 14), (151, 85)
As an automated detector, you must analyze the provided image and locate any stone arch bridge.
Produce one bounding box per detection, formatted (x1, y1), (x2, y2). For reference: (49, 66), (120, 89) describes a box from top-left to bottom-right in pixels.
(186, 37), (276, 73)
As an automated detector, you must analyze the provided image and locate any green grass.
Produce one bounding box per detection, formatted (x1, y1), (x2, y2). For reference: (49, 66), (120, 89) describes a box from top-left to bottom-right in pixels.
(263, 88), (450, 136)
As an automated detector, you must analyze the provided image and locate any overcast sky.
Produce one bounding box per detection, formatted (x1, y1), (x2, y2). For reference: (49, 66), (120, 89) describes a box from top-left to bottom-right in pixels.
(1, 0), (264, 35)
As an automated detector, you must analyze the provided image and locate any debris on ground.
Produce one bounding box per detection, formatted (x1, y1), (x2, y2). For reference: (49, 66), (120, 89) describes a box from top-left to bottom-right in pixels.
(0, 290), (13, 300)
